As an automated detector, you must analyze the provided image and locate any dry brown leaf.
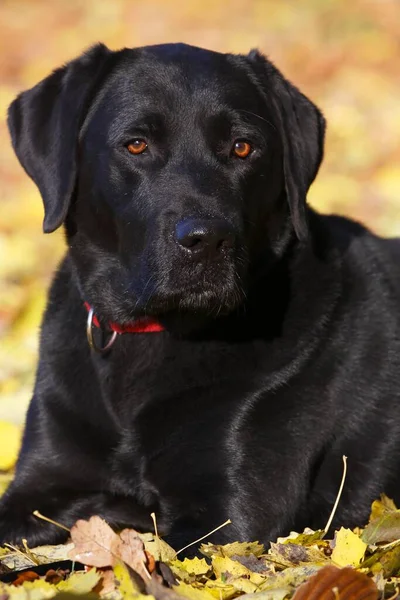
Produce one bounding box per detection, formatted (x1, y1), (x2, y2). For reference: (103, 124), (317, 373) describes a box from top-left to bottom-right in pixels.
(94, 567), (116, 597)
(12, 570), (40, 586)
(68, 516), (119, 567)
(146, 550), (157, 574)
(68, 515), (151, 581)
(113, 528), (150, 580)
(292, 565), (378, 600)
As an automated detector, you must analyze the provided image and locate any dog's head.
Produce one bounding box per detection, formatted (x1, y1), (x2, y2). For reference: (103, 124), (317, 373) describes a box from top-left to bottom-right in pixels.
(8, 43), (325, 322)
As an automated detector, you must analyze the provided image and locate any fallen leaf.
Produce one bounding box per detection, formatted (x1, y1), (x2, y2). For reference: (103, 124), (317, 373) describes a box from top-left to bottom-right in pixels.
(212, 555), (266, 586)
(113, 560), (143, 597)
(268, 543), (328, 568)
(362, 511), (400, 545)
(69, 516), (118, 568)
(68, 516), (149, 581)
(258, 565), (321, 591)
(169, 557), (211, 582)
(0, 551), (37, 572)
(139, 533), (176, 562)
(56, 568), (101, 594)
(277, 530), (325, 547)
(361, 542), (400, 578)
(179, 558), (210, 577)
(368, 494), (398, 523)
(0, 543), (74, 572)
(239, 590), (290, 600)
(0, 578), (56, 599)
(331, 528), (367, 567)
(31, 544), (74, 565)
(44, 570), (63, 585)
(200, 542), (264, 559)
(12, 571), (39, 586)
(292, 564), (378, 600)
(221, 576), (258, 594)
(94, 567), (115, 596)
(169, 563), (196, 584)
(114, 528), (150, 580)
(145, 550), (156, 574)
(231, 554), (274, 575)
(173, 581), (216, 600)
(204, 578), (237, 599)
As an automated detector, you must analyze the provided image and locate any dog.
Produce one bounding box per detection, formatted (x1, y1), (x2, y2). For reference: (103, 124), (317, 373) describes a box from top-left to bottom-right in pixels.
(1, 42), (400, 552)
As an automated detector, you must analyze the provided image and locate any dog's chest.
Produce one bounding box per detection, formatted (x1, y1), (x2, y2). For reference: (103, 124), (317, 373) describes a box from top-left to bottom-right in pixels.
(92, 333), (266, 494)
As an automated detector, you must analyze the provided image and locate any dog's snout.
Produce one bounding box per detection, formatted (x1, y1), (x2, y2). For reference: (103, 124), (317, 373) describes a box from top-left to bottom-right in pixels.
(175, 219), (235, 257)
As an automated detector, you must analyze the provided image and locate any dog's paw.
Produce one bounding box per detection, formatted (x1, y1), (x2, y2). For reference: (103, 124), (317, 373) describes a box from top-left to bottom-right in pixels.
(0, 504), (68, 547)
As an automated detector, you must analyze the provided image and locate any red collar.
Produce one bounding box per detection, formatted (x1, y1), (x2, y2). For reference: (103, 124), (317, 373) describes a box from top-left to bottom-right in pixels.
(84, 302), (164, 334)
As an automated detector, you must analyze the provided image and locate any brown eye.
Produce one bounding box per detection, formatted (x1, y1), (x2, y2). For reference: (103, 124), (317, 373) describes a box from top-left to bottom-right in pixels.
(127, 139), (148, 155)
(232, 140), (252, 158)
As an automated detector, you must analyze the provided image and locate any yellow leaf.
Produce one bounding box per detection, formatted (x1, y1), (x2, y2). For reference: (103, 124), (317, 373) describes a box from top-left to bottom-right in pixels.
(212, 555), (266, 587)
(179, 557), (211, 575)
(0, 579), (56, 599)
(174, 581), (216, 600)
(201, 541), (264, 558)
(277, 529), (325, 547)
(113, 560), (143, 596)
(267, 543), (328, 568)
(226, 577), (258, 594)
(212, 555), (249, 578)
(0, 421), (21, 471)
(30, 543), (74, 564)
(259, 565), (321, 591)
(56, 568), (101, 594)
(362, 511), (400, 545)
(204, 579), (237, 599)
(170, 557), (211, 582)
(369, 494), (398, 523)
(331, 528), (367, 567)
(138, 532), (176, 562)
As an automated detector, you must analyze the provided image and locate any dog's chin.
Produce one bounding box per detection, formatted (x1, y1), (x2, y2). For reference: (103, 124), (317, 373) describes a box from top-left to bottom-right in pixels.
(134, 285), (245, 319)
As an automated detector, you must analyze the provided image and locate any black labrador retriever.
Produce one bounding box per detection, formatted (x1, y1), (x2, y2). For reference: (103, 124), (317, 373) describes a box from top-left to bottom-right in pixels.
(1, 43), (400, 551)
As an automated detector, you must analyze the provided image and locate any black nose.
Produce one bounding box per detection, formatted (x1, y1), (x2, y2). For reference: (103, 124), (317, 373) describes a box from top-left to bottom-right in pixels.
(175, 218), (235, 257)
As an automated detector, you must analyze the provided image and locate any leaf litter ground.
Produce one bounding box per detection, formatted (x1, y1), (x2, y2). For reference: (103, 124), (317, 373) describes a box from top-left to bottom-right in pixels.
(1, 495), (400, 599)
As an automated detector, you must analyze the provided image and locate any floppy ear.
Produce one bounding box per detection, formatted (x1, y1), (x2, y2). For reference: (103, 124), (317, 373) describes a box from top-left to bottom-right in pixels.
(7, 43), (111, 233)
(247, 50), (326, 241)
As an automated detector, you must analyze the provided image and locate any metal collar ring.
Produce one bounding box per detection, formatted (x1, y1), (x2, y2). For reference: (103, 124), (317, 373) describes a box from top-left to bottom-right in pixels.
(86, 307), (118, 353)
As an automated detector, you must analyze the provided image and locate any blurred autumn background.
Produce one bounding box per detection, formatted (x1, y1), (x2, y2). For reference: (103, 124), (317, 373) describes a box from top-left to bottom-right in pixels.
(0, 0), (400, 472)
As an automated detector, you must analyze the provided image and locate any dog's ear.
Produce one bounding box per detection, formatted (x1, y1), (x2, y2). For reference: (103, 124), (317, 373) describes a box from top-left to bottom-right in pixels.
(7, 44), (111, 233)
(247, 49), (326, 241)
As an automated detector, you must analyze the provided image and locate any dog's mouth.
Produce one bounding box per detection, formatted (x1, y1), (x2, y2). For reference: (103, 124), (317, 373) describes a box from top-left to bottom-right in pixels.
(81, 247), (249, 326)
(123, 258), (247, 319)
(131, 276), (245, 318)
(153, 288), (243, 317)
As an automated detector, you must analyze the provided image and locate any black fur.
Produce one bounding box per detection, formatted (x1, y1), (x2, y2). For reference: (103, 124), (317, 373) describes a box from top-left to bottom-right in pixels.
(1, 43), (400, 552)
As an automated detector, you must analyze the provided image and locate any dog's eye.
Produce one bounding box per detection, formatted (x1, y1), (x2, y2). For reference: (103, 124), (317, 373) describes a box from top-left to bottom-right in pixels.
(127, 139), (148, 155)
(232, 140), (252, 159)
